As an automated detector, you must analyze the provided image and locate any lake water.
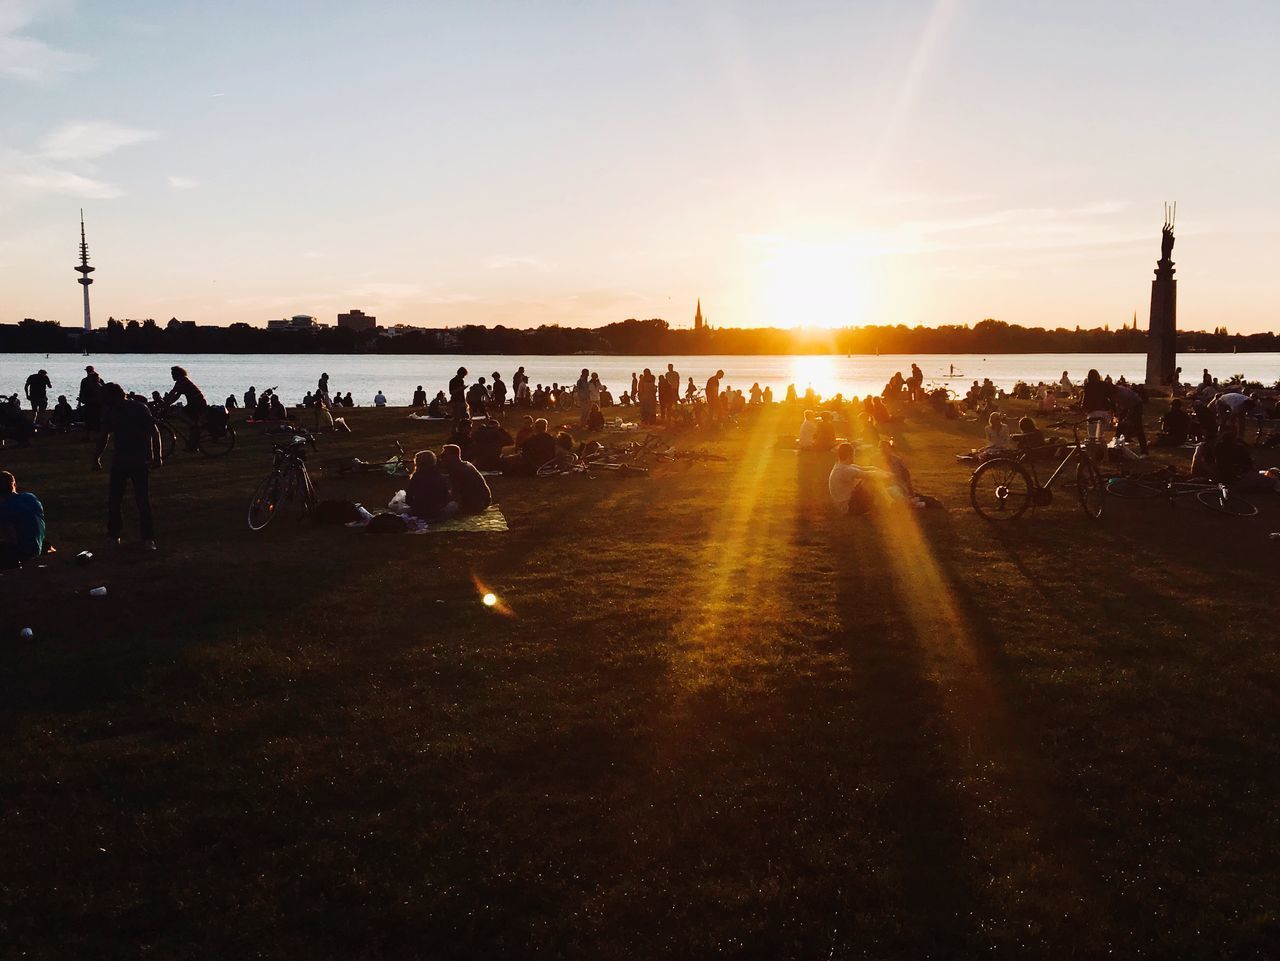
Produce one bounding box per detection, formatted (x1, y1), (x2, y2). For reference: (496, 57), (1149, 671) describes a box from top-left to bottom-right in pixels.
(2, 352), (1277, 406)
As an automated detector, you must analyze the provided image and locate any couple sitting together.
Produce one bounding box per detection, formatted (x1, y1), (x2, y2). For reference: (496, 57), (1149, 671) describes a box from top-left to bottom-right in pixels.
(828, 441), (930, 514)
(404, 444), (492, 520)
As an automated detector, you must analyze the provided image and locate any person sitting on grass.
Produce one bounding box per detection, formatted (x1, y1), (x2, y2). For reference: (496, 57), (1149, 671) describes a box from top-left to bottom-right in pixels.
(556, 430), (576, 455)
(446, 418), (473, 460)
(438, 443), (492, 515)
(0, 470), (45, 569)
(374, 390), (387, 408)
(828, 442), (895, 515)
(0, 397), (35, 447)
(412, 385), (427, 407)
(501, 417), (557, 475)
(587, 402), (605, 432)
(470, 416), (514, 471)
(798, 410), (819, 449)
(514, 415), (535, 446)
(50, 395), (74, 433)
(1156, 399), (1191, 447)
(982, 411), (1012, 455)
(813, 412), (837, 451)
(1010, 416), (1045, 452)
(427, 391), (447, 417)
(406, 450), (451, 520)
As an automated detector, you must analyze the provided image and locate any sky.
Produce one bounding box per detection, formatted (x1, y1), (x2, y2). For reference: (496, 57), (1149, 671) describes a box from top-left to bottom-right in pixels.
(1, 0), (1278, 332)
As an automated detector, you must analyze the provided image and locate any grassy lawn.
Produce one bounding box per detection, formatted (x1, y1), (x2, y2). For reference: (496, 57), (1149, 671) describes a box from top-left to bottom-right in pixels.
(2, 403), (1278, 959)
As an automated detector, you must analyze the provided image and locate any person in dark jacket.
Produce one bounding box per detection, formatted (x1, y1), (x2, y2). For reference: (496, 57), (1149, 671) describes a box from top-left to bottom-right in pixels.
(1080, 369), (1113, 445)
(439, 444), (492, 514)
(405, 450), (451, 520)
(470, 417), (514, 471)
(94, 382), (161, 549)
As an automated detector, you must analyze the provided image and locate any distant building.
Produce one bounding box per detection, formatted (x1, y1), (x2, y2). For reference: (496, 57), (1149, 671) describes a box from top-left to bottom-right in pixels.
(694, 298), (711, 332)
(266, 314), (325, 331)
(337, 308), (376, 332)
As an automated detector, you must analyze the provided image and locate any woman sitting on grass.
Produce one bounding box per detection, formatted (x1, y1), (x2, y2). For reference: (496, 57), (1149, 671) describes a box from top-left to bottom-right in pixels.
(1010, 416), (1045, 452)
(982, 411), (1012, 455)
(406, 450), (451, 520)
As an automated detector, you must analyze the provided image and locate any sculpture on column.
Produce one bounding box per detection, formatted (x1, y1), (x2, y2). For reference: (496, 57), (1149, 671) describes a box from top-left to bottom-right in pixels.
(1145, 203), (1178, 391)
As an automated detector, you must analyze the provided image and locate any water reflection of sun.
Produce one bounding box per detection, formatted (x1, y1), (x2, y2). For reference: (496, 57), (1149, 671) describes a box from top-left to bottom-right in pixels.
(788, 355), (838, 398)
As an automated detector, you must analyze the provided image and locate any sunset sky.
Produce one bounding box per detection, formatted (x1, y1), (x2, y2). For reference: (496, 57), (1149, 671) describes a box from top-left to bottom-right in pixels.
(2, 0), (1278, 332)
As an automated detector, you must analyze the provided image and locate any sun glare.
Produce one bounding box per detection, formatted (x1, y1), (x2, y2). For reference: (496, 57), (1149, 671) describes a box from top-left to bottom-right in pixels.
(758, 241), (872, 329)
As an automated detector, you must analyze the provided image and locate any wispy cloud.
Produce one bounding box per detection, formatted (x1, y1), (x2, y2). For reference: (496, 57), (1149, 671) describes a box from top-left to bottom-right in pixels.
(167, 175), (199, 190)
(0, 0), (92, 83)
(39, 121), (158, 160)
(2, 163), (120, 199)
(485, 254), (555, 272)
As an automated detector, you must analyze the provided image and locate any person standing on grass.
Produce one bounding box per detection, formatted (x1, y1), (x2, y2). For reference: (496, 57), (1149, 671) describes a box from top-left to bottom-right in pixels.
(630, 371), (639, 404)
(512, 366), (528, 405)
(93, 382), (161, 550)
(490, 372), (508, 412)
(638, 368), (658, 425)
(0, 470), (45, 569)
(24, 369), (52, 424)
(706, 369), (724, 421)
(576, 368), (592, 426)
(449, 367), (469, 420)
(78, 365), (103, 436)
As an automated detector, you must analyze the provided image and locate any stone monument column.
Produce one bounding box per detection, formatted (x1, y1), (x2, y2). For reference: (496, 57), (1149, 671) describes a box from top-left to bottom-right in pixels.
(1145, 207), (1177, 390)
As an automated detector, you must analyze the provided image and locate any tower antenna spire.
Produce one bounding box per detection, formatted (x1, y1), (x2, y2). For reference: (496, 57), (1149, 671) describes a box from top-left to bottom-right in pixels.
(75, 208), (95, 333)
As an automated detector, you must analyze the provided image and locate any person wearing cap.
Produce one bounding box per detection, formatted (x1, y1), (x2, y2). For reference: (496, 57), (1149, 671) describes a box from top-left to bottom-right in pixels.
(78, 365), (103, 435)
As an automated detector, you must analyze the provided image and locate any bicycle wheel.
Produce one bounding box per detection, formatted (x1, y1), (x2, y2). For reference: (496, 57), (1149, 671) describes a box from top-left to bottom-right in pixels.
(199, 425), (236, 458)
(537, 454), (577, 477)
(1105, 476), (1166, 499)
(970, 458), (1033, 521)
(298, 467), (317, 514)
(247, 472), (282, 530)
(156, 421), (177, 460)
(1196, 487), (1258, 517)
(1076, 460), (1105, 520)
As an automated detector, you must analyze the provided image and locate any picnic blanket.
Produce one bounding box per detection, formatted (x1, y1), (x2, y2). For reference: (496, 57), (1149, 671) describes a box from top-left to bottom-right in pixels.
(346, 497), (508, 533)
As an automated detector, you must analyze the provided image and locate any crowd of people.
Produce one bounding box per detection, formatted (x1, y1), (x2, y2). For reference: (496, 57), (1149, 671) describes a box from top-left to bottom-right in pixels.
(3, 357), (1277, 568)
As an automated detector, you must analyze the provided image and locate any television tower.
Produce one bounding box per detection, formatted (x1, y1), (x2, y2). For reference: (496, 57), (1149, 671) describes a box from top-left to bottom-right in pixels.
(75, 209), (94, 331)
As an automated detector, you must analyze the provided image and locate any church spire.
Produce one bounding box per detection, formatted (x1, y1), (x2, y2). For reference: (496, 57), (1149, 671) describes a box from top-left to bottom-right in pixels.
(694, 298), (704, 332)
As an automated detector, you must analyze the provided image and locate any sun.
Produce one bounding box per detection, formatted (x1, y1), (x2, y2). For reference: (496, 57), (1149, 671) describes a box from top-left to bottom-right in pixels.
(757, 241), (873, 329)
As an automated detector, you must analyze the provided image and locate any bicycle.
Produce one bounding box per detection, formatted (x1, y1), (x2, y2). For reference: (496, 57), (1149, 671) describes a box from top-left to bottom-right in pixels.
(536, 447), (650, 477)
(321, 441), (414, 476)
(969, 419), (1105, 521)
(1105, 469), (1259, 517)
(247, 431), (318, 530)
(156, 405), (237, 458)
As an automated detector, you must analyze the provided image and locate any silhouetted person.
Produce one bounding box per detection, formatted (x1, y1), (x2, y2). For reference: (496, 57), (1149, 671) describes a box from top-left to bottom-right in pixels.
(162, 366), (208, 452)
(94, 382), (161, 550)
(24, 369), (52, 422)
(78, 365), (103, 435)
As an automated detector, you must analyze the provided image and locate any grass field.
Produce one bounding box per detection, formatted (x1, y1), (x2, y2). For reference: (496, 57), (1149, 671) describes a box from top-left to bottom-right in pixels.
(2, 402), (1279, 959)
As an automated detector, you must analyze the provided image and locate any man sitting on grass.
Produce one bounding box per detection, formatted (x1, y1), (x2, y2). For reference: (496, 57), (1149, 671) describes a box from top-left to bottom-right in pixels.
(0, 470), (45, 569)
(1156, 399), (1191, 447)
(470, 417), (514, 471)
(501, 418), (557, 476)
(828, 442), (895, 515)
(439, 444), (492, 515)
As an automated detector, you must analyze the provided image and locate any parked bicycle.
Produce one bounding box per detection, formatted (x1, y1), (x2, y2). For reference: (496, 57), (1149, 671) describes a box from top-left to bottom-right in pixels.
(156, 405), (237, 458)
(969, 419), (1105, 521)
(247, 430), (318, 530)
(1105, 469), (1259, 517)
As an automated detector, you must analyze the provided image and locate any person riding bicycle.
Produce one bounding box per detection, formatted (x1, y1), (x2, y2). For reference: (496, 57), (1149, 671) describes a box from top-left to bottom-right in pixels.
(161, 366), (208, 452)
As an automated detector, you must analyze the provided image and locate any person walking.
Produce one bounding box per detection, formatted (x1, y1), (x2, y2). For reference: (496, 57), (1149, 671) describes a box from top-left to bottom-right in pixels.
(706, 369), (724, 421)
(93, 382), (161, 550)
(24, 369), (52, 424)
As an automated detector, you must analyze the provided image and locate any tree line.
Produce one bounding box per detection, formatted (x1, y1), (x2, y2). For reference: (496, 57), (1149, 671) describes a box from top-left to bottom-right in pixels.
(2, 315), (1277, 355)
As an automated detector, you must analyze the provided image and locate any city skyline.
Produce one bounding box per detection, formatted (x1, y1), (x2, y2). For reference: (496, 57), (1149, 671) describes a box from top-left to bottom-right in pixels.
(2, 1), (1279, 332)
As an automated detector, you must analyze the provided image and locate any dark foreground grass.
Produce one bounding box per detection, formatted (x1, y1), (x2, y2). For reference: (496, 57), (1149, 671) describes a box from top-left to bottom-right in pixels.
(2, 405), (1279, 959)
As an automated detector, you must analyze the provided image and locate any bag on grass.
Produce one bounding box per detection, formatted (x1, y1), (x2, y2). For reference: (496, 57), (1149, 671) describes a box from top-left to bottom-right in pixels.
(365, 512), (408, 534)
(312, 500), (362, 525)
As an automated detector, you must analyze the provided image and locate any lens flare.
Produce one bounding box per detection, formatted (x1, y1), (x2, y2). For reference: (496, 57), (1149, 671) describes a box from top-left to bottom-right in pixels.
(482, 592), (497, 607)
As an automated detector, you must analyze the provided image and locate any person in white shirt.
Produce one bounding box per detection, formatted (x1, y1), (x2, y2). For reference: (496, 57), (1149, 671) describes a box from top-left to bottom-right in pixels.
(983, 412), (1012, 454)
(374, 390), (387, 408)
(828, 442), (892, 514)
(1211, 391), (1257, 439)
(798, 410), (819, 449)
